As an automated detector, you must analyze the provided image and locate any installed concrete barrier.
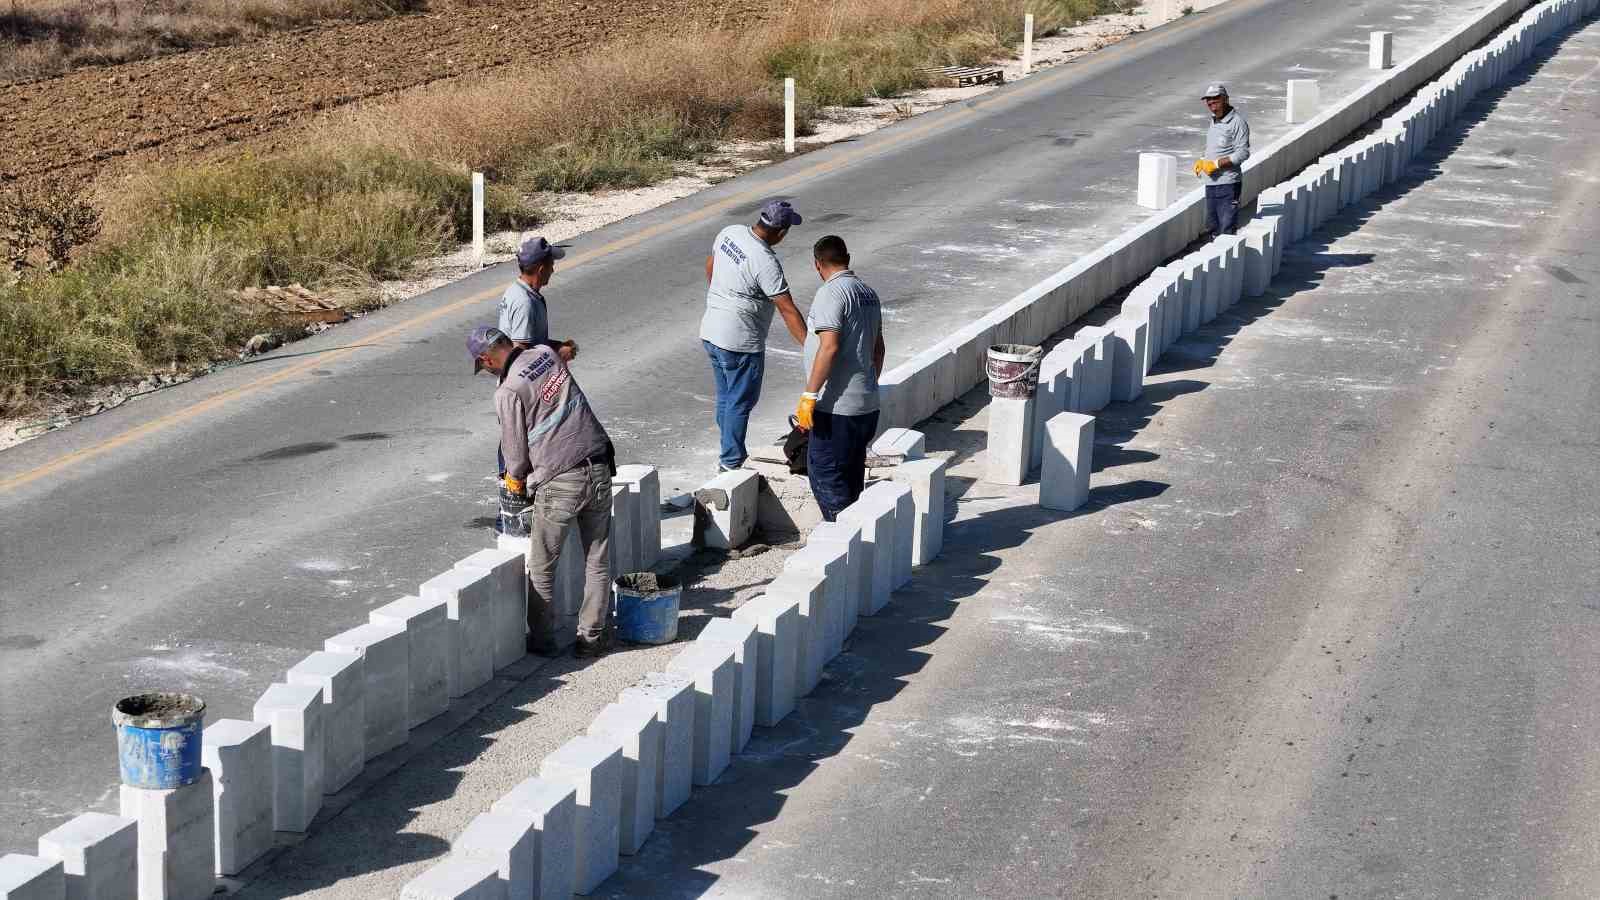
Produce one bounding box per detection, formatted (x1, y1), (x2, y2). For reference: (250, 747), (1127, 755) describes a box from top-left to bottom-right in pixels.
(421, 568), (495, 700)
(862, 481), (916, 590)
(369, 595), (451, 729)
(120, 772), (215, 900)
(454, 548), (527, 673)
(731, 595), (801, 727)
(490, 778), (576, 900)
(784, 543), (850, 662)
(696, 619), (758, 755)
(837, 496), (896, 616)
(198, 720), (271, 876)
(890, 458), (946, 566)
(324, 622), (409, 760)
(252, 683), (323, 833)
(613, 465), (662, 571)
(538, 737), (621, 896)
(36, 813), (136, 900)
(0, 856), (63, 900)
(617, 673), (694, 819)
(400, 858), (504, 900)
(286, 651), (364, 794)
(806, 522), (864, 644)
(665, 645), (735, 788)
(585, 700), (660, 856)
(453, 811), (538, 899)
(765, 570), (827, 696)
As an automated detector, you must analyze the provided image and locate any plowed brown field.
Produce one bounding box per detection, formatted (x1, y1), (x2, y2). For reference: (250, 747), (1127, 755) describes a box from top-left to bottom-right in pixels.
(0, 0), (779, 185)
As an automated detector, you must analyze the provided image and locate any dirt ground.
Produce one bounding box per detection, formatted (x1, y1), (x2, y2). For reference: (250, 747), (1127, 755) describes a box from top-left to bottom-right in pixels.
(0, 0), (781, 186)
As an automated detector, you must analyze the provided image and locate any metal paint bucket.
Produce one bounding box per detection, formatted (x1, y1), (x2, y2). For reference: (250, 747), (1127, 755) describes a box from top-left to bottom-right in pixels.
(614, 573), (681, 645)
(112, 692), (206, 789)
(986, 344), (1044, 399)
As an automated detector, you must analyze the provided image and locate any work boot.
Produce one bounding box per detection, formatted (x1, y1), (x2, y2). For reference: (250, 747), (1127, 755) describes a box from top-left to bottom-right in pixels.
(526, 634), (561, 658)
(574, 634), (611, 659)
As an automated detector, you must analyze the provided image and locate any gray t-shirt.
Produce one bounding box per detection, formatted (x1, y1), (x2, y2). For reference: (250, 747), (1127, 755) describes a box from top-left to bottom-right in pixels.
(700, 225), (789, 353)
(1204, 107), (1251, 186)
(802, 270), (882, 416)
(498, 281), (548, 345)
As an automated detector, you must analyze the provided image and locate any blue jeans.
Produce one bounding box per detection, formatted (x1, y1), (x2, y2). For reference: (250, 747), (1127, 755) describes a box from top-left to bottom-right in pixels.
(807, 410), (880, 522)
(703, 340), (765, 471)
(1205, 181), (1243, 236)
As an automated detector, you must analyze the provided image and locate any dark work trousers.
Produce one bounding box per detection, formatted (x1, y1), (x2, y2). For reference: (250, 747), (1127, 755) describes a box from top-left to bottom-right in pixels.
(1205, 181), (1243, 236)
(807, 409), (881, 523)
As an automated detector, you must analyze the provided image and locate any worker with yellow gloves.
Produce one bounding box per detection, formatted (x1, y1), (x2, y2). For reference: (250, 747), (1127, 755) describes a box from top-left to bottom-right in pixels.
(1195, 82), (1252, 236)
(794, 235), (885, 522)
(469, 325), (616, 660)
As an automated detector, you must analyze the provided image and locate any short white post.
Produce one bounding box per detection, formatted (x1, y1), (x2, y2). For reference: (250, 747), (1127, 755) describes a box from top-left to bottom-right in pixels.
(1137, 152), (1178, 210)
(1021, 14), (1035, 74)
(1286, 78), (1320, 124)
(471, 172), (485, 269)
(784, 78), (796, 154)
(1370, 31), (1394, 70)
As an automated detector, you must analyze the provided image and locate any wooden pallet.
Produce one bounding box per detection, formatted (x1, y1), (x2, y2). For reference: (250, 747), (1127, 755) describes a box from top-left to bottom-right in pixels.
(235, 284), (348, 325)
(920, 64), (1005, 88)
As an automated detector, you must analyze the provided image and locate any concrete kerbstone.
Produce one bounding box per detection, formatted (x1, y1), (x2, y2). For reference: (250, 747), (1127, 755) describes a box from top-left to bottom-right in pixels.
(370, 595), (451, 729)
(614, 465), (661, 570)
(764, 571), (827, 696)
(984, 396), (1034, 486)
(1075, 326), (1115, 412)
(665, 644), (736, 787)
(617, 673), (694, 819)
(490, 778), (576, 900)
(400, 859), (504, 900)
(890, 458), (947, 566)
(870, 428), (925, 463)
(198, 719), (271, 875)
(539, 736), (622, 895)
(286, 651), (365, 794)
(324, 621), (409, 759)
(607, 483), (639, 579)
(806, 520), (864, 645)
(0, 856), (63, 900)
(1031, 344), (1080, 472)
(784, 542), (849, 663)
(1110, 316), (1149, 404)
(119, 773), (215, 900)
(586, 700), (660, 856)
(37, 813), (136, 900)
(1041, 413), (1096, 513)
(420, 567), (495, 699)
(454, 547), (527, 672)
(693, 469), (759, 549)
(1287, 77), (1320, 123)
(454, 812), (536, 899)
(732, 595), (801, 727)
(861, 481), (915, 590)
(837, 496), (895, 615)
(696, 618), (758, 753)
(251, 683), (323, 833)
(1137, 152), (1179, 209)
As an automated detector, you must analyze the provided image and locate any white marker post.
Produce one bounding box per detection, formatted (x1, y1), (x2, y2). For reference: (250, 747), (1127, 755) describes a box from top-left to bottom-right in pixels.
(471, 172), (485, 268)
(784, 78), (796, 154)
(1022, 14), (1035, 75)
(1370, 31), (1394, 70)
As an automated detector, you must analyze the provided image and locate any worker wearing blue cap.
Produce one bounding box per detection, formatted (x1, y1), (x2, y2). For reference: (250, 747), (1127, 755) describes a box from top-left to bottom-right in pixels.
(699, 199), (809, 472)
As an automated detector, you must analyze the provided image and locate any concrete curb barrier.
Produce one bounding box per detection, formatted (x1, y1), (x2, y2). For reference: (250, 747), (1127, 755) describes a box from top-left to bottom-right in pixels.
(837, 496), (896, 616)
(197, 720), (271, 876)
(890, 458), (947, 566)
(369, 595), (451, 730)
(731, 596), (801, 727)
(1041, 413), (1096, 512)
(984, 396), (1035, 486)
(324, 622), (409, 760)
(585, 700), (660, 856)
(454, 549), (527, 673)
(36, 813), (136, 900)
(490, 779), (576, 900)
(806, 522), (865, 644)
(665, 645), (736, 788)
(251, 684), (323, 833)
(286, 651), (364, 794)
(612, 465), (661, 571)
(862, 481), (916, 590)
(453, 811), (538, 898)
(784, 542), (851, 661)
(696, 619), (759, 754)
(764, 571), (828, 696)
(420, 569), (495, 700)
(120, 772), (214, 900)
(538, 737), (621, 895)
(400, 858), (504, 900)
(693, 470), (759, 549)
(616, 673), (694, 820)
(0, 855), (63, 900)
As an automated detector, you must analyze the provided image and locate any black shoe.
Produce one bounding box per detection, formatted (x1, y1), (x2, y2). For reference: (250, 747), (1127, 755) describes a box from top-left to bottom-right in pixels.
(574, 636), (611, 659)
(526, 635), (561, 657)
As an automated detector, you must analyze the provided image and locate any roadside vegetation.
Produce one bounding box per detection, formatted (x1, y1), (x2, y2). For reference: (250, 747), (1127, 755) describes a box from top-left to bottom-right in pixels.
(0, 0), (1132, 416)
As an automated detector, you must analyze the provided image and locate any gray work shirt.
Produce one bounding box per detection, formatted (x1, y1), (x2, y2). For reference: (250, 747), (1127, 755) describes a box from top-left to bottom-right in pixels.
(802, 270), (882, 416)
(496, 345), (609, 491)
(1204, 107), (1252, 185)
(498, 281), (548, 345)
(700, 225), (790, 354)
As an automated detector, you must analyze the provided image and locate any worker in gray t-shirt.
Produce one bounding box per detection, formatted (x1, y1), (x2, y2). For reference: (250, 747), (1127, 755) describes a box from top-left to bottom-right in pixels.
(795, 234), (885, 522)
(1194, 82), (1252, 235)
(699, 199), (808, 472)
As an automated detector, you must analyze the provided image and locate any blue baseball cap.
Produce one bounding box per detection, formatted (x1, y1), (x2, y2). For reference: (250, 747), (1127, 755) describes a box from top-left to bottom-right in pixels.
(758, 199), (803, 230)
(467, 325), (509, 373)
(515, 233), (567, 269)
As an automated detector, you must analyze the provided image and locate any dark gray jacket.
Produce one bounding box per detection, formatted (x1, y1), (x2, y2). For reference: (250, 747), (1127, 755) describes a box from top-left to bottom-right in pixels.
(495, 346), (609, 491)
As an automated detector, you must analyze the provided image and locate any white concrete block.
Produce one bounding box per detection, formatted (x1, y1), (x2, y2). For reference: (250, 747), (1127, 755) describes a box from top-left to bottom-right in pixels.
(585, 699), (660, 856)
(454, 811), (535, 899)
(198, 719), (272, 875)
(455, 548), (527, 673)
(1041, 413), (1096, 513)
(1371, 30), (1394, 69)
(1179, 260), (1203, 335)
(1241, 225), (1272, 297)
(0, 856), (63, 900)
(538, 737), (622, 895)
(693, 469), (759, 549)
(1199, 253), (1222, 323)
(1110, 316), (1148, 404)
(1075, 326), (1115, 412)
(251, 683), (323, 833)
(807, 520), (864, 645)
(325, 621), (409, 759)
(984, 396), (1034, 486)
(1163, 269), (1187, 350)
(119, 773), (215, 900)
(420, 567), (495, 699)
(891, 457), (946, 566)
(871, 428), (925, 463)
(1031, 344), (1081, 472)
(764, 571), (828, 696)
(490, 778), (576, 900)
(1136, 152), (1179, 210)
(370, 595), (451, 729)
(784, 542), (849, 664)
(37, 813), (136, 900)
(732, 595), (801, 727)
(862, 481), (915, 590)
(837, 497), (895, 615)
(617, 673), (694, 819)
(1287, 78), (1320, 123)
(696, 618), (758, 753)
(400, 858), (504, 900)
(607, 484), (639, 579)
(665, 643), (736, 787)
(286, 651), (364, 794)
(614, 464), (661, 570)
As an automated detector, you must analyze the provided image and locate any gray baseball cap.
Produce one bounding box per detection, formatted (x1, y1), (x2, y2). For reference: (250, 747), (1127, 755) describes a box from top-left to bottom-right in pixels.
(467, 325), (509, 373)
(758, 199), (803, 230)
(1201, 82), (1229, 99)
(515, 233), (566, 269)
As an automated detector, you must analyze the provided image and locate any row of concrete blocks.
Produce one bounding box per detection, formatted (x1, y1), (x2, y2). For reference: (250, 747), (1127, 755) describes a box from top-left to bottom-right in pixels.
(0, 469), (664, 900)
(400, 449), (947, 898)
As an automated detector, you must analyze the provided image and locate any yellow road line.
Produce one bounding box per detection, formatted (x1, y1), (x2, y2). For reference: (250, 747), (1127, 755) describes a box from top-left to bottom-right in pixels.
(0, 14), (1213, 495)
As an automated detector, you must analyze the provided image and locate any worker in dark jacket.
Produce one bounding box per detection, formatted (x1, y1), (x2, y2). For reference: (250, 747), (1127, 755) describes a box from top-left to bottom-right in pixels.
(469, 325), (613, 659)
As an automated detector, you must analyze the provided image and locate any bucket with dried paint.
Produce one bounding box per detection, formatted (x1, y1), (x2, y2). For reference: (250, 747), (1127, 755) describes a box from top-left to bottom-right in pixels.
(613, 573), (681, 645)
(113, 692), (206, 789)
(986, 344), (1044, 399)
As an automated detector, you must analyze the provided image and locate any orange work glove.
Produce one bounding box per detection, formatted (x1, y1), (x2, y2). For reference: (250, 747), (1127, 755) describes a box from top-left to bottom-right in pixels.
(795, 392), (818, 431)
(1193, 158), (1220, 177)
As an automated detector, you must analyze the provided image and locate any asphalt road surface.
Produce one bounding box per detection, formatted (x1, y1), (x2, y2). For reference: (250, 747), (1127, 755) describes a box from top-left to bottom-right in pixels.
(0, 0), (1543, 852)
(600, 18), (1600, 897)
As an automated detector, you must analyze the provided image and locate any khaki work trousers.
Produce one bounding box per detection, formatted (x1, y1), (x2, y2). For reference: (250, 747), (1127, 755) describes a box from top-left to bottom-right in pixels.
(527, 460), (612, 643)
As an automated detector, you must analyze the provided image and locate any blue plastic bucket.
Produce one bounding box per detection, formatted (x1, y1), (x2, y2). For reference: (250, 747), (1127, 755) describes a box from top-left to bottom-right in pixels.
(614, 573), (681, 645)
(112, 693), (206, 789)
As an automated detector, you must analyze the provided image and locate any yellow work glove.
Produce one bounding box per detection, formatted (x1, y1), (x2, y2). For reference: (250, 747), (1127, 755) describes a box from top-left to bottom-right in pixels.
(1194, 158), (1220, 178)
(503, 475), (525, 496)
(795, 392), (818, 431)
